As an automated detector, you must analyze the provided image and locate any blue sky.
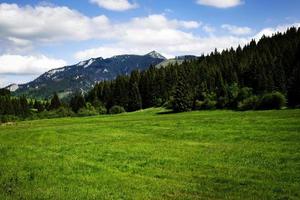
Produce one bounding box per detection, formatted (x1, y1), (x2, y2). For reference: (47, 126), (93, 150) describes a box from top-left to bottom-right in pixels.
(0, 0), (300, 87)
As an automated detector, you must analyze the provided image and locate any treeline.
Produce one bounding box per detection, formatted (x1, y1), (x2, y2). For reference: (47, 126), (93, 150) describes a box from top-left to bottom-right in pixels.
(86, 27), (300, 112)
(0, 90), (60, 122)
(1, 27), (300, 122)
(0, 90), (121, 123)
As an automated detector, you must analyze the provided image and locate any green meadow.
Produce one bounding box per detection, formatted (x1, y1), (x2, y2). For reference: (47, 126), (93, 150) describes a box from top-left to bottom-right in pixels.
(0, 108), (300, 199)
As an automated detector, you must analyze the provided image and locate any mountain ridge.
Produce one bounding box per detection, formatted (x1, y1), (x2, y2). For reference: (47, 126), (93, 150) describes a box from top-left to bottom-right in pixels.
(10, 51), (167, 99)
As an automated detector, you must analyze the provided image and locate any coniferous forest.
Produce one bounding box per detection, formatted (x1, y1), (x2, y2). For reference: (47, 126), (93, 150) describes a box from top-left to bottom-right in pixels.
(1, 27), (300, 122)
(86, 27), (300, 112)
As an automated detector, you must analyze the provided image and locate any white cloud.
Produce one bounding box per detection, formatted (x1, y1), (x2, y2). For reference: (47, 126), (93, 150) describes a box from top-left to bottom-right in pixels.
(0, 3), (111, 52)
(90, 0), (138, 11)
(75, 17), (300, 61)
(75, 47), (130, 60)
(73, 14), (204, 60)
(202, 25), (215, 33)
(0, 54), (66, 75)
(254, 23), (300, 40)
(196, 0), (243, 8)
(74, 34), (249, 60)
(0, 4), (200, 55)
(222, 24), (252, 35)
(180, 21), (201, 29)
(126, 14), (200, 30)
(1, 2), (299, 82)
(0, 74), (37, 87)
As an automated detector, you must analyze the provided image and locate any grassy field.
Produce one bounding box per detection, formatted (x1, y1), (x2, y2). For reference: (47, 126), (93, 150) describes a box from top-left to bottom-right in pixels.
(0, 108), (300, 199)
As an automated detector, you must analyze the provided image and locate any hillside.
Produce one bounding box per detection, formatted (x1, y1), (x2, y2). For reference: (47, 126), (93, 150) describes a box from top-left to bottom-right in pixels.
(1, 108), (299, 199)
(12, 51), (166, 99)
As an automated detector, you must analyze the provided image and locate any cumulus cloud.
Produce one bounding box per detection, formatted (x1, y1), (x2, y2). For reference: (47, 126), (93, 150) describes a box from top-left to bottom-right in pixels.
(202, 25), (215, 33)
(75, 47), (130, 60)
(126, 14), (200, 30)
(254, 23), (300, 40)
(0, 54), (66, 75)
(75, 19), (300, 60)
(1, 2), (299, 81)
(90, 0), (138, 11)
(0, 74), (38, 87)
(0, 3), (111, 52)
(0, 4), (201, 54)
(73, 14), (224, 60)
(73, 14), (204, 59)
(222, 24), (252, 35)
(196, 0), (243, 8)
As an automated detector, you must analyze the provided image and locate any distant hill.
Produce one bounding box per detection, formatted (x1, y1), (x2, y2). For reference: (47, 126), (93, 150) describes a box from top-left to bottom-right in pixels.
(155, 55), (197, 68)
(12, 51), (166, 99)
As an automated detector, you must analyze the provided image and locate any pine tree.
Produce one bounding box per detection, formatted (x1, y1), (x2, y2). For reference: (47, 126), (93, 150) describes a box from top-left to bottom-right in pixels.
(172, 74), (193, 112)
(33, 100), (45, 112)
(112, 76), (129, 109)
(19, 96), (29, 117)
(49, 93), (61, 110)
(128, 70), (142, 111)
(70, 93), (86, 113)
(0, 89), (10, 96)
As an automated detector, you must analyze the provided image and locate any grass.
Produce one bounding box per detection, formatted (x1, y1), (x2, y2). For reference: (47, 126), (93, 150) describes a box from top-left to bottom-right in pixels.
(0, 108), (300, 199)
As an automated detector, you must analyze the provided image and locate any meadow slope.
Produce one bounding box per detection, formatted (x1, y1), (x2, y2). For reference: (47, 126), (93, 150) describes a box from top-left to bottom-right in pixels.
(0, 109), (300, 199)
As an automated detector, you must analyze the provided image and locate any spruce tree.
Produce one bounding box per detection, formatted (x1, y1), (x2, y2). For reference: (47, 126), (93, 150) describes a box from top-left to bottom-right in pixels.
(19, 96), (29, 117)
(49, 92), (61, 110)
(112, 76), (129, 109)
(172, 75), (193, 112)
(33, 100), (45, 112)
(70, 93), (86, 113)
(128, 70), (142, 111)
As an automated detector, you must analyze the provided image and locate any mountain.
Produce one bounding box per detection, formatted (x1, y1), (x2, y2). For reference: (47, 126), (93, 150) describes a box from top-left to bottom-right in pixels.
(5, 84), (19, 92)
(155, 55), (197, 68)
(13, 51), (166, 99)
(146, 51), (166, 59)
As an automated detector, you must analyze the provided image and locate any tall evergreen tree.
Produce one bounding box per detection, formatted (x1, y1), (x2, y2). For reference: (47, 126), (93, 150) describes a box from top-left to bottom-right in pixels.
(172, 74), (193, 112)
(19, 96), (29, 117)
(70, 93), (86, 113)
(33, 100), (45, 112)
(128, 70), (142, 111)
(112, 76), (129, 109)
(49, 93), (61, 110)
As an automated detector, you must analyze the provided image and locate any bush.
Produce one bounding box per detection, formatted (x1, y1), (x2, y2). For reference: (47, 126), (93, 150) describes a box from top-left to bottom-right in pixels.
(0, 115), (19, 123)
(162, 100), (173, 109)
(109, 105), (126, 114)
(194, 99), (216, 110)
(78, 103), (98, 116)
(78, 108), (98, 116)
(38, 107), (74, 119)
(258, 92), (286, 110)
(194, 100), (203, 110)
(162, 97), (174, 109)
(237, 87), (253, 101)
(238, 96), (259, 111)
(97, 106), (107, 114)
(55, 107), (75, 117)
(154, 98), (163, 107)
(202, 100), (217, 110)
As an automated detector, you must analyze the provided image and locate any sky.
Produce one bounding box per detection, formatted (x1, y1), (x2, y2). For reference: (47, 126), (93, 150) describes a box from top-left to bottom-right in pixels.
(0, 0), (300, 87)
